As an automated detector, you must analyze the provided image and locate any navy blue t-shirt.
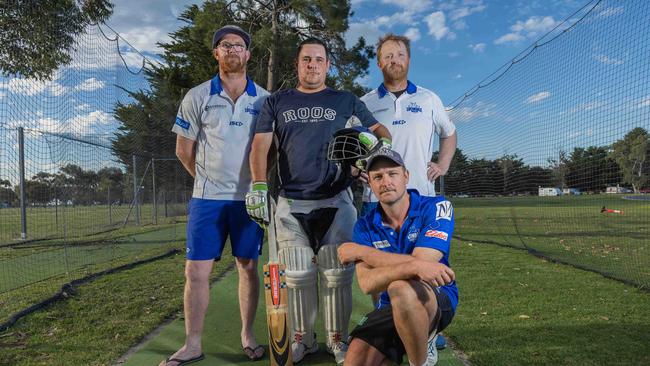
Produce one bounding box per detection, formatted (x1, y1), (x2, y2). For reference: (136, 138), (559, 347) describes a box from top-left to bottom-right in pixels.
(256, 88), (379, 199)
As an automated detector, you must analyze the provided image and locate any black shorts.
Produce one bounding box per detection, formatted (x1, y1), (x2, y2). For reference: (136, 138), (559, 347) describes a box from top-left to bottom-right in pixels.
(349, 287), (454, 364)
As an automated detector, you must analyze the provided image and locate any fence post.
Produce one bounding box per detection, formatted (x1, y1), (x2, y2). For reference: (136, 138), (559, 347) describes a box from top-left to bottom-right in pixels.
(439, 176), (445, 196)
(152, 157), (157, 225)
(108, 185), (112, 226)
(18, 127), (27, 240)
(133, 154), (140, 225)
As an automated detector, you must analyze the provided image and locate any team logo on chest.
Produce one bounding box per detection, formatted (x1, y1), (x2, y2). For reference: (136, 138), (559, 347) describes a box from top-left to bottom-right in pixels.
(407, 228), (419, 242)
(245, 103), (259, 116)
(406, 102), (422, 113)
(283, 107), (336, 123)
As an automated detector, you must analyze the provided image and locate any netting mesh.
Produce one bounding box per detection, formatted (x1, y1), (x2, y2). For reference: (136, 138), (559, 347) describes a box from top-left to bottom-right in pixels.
(445, 0), (649, 288)
(0, 23), (190, 320)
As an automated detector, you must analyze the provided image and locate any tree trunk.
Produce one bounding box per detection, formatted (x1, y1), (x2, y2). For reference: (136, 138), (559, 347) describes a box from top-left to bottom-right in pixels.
(266, 1), (278, 92)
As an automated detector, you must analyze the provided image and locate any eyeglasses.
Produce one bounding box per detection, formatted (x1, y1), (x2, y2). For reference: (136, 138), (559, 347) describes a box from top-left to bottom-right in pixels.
(218, 42), (246, 52)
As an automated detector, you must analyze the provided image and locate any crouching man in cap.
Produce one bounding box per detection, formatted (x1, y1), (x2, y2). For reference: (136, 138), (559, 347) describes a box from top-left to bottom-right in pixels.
(338, 147), (458, 366)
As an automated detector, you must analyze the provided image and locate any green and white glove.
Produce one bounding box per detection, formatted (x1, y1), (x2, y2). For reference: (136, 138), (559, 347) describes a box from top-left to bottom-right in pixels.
(356, 132), (392, 171)
(245, 182), (269, 228)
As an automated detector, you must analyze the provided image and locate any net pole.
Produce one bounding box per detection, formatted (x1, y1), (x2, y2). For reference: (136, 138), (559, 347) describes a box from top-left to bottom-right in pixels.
(18, 127), (27, 240)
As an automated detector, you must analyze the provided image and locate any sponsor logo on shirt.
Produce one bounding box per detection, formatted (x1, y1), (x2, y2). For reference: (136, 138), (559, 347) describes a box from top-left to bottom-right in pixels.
(407, 228), (419, 242)
(392, 119), (406, 125)
(406, 102), (422, 113)
(204, 104), (227, 111)
(425, 230), (448, 240)
(372, 240), (391, 249)
(245, 104), (259, 115)
(436, 201), (453, 220)
(175, 117), (190, 130)
(283, 107), (336, 123)
(229, 121), (244, 126)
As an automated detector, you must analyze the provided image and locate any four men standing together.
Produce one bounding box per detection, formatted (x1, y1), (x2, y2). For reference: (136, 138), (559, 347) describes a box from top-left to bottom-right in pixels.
(165, 24), (458, 366)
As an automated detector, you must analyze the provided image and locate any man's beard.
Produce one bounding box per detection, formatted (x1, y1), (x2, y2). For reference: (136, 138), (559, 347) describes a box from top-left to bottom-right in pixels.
(382, 64), (408, 83)
(220, 55), (245, 73)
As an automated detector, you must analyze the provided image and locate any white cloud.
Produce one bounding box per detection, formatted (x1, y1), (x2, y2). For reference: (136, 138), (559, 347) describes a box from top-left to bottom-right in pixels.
(119, 26), (172, 54)
(453, 19), (467, 30)
(598, 6), (624, 18)
(525, 91), (551, 104)
(448, 101), (497, 122)
(76, 78), (107, 92)
(495, 16), (559, 45)
(425, 12), (455, 41)
(381, 0), (432, 12)
(454, 74), (462, 79)
(75, 103), (92, 111)
(594, 54), (623, 66)
(468, 43), (486, 53)
(449, 4), (487, 21)
(639, 96), (650, 108)
(8, 78), (48, 96)
(404, 28), (421, 42)
(346, 11), (417, 47)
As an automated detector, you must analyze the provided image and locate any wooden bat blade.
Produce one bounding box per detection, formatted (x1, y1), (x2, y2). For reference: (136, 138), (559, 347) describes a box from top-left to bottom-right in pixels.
(264, 263), (293, 366)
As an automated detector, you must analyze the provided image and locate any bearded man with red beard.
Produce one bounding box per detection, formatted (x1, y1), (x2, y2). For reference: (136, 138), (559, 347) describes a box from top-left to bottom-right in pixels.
(359, 33), (458, 365)
(164, 25), (270, 366)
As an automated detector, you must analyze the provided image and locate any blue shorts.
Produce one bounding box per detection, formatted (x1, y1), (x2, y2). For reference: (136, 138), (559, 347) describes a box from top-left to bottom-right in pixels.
(359, 202), (378, 218)
(186, 198), (263, 261)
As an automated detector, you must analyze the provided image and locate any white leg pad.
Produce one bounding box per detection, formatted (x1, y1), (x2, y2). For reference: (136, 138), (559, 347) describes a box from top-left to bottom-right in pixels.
(317, 243), (354, 347)
(279, 245), (318, 346)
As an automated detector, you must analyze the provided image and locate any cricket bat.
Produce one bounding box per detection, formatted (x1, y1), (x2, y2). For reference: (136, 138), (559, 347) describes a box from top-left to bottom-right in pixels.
(264, 199), (293, 366)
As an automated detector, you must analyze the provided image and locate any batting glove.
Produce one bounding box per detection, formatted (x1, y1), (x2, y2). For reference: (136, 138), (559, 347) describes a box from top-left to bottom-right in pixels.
(245, 182), (269, 228)
(356, 133), (392, 171)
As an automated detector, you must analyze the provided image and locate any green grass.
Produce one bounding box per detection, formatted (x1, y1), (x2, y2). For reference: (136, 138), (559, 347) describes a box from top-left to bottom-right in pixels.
(445, 239), (650, 365)
(452, 194), (650, 288)
(0, 203), (187, 245)
(0, 222), (186, 323)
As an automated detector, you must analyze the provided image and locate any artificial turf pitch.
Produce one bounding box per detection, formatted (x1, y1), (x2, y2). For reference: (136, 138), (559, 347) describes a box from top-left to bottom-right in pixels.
(121, 250), (465, 366)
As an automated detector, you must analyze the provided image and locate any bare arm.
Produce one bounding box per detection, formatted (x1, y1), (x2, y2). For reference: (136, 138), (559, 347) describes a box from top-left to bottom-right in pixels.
(368, 123), (392, 142)
(428, 132), (457, 181)
(249, 132), (273, 182)
(355, 262), (416, 294)
(338, 242), (414, 267)
(176, 135), (196, 178)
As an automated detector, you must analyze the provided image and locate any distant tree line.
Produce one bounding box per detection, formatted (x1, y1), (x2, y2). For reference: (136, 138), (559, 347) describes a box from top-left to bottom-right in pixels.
(442, 128), (649, 196)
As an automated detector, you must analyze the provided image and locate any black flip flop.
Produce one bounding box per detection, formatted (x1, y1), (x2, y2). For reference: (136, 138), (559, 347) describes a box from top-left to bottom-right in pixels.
(162, 353), (205, 366)
(243, 345), (265, 361)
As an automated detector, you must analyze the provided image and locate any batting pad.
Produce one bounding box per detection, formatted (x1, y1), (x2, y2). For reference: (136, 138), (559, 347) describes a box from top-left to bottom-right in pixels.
(279, 245), (318, 346)
(317, 243), (354, 347)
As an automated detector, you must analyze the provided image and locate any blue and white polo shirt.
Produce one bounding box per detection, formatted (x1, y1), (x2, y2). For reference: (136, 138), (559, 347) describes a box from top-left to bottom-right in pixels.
(361, 81), (455, 201)
(352, 189), (458, 312)
(172, 76), (269, 200)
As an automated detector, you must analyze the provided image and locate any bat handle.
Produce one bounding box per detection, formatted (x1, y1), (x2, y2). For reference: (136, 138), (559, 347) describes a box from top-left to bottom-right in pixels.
(267, 198), (279, 263)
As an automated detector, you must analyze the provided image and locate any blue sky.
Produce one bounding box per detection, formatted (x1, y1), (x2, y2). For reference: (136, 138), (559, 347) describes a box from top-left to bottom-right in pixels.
(1, 0), (648, 181)
(100, 0), (587, 103)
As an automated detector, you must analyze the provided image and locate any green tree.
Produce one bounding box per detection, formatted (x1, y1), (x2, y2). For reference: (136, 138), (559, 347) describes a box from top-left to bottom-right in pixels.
(548, 150), (569, 189)
(566, 146), (620, 192)
(0, 179), (16, 206)
(495, 153), (524, 194)
(0, 0), (113, 80)
(610, 127), (649, 193)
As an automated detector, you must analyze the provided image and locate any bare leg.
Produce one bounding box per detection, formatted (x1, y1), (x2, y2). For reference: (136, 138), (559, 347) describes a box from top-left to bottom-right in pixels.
(345, 338), (388, 366)
(236, 257), (260, 351)
(159, 260), (213, 366)
(387, 280), (438, 366)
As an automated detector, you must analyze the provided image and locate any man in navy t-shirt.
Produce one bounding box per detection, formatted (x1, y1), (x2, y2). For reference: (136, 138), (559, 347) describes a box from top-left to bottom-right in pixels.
(338, 147), (458, 366)
(247, 37), (391, 364)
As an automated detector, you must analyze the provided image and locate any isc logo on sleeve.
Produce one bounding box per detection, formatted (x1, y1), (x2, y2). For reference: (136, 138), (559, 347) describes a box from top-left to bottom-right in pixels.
(436, 201), (452, 220)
